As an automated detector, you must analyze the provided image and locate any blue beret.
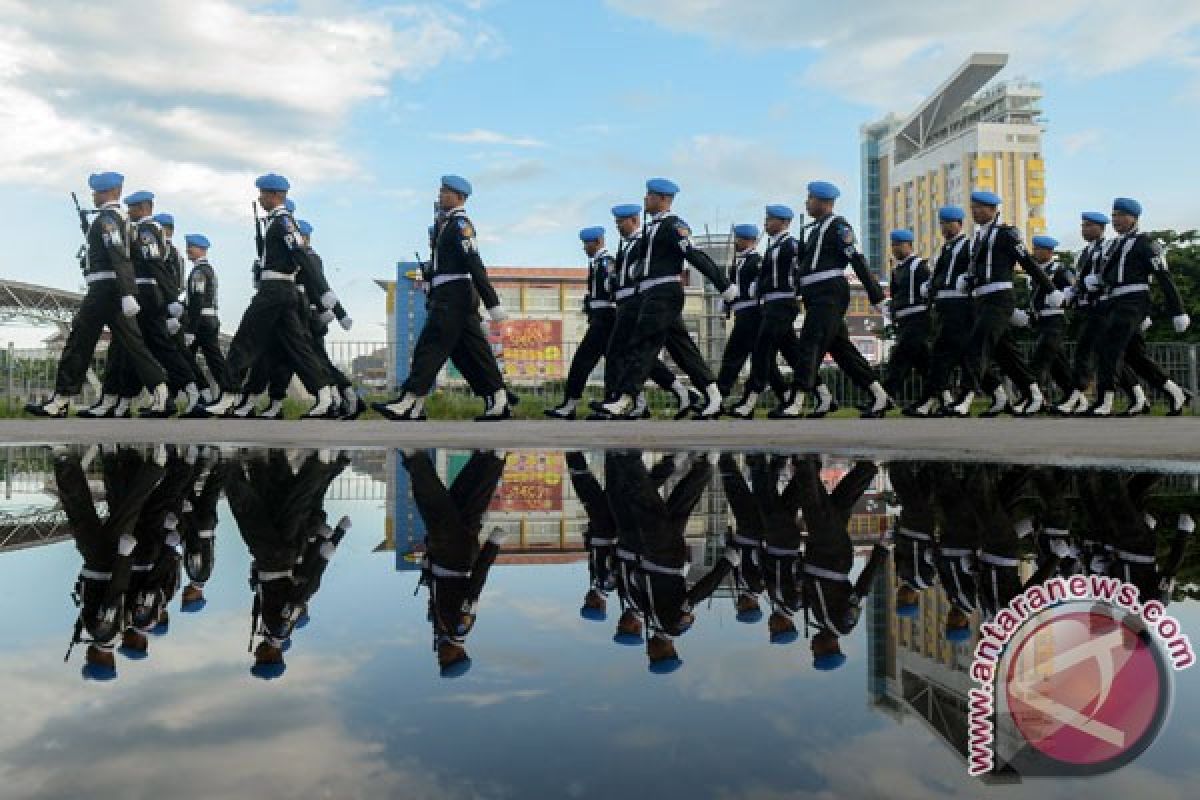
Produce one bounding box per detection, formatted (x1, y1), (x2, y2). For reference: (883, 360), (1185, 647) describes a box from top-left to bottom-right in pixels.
(1082, 211), (1110, 225)
(439, 656), (473, 678)
(81, 662), (118, 681)
(646, 177), (679, 196)
(184, 234), (210, 249)
(296, 219), (313, 237)
(938, 205), (965, 222)
(611, 203), (641, 219)
(255, 173), (290, 192)
(88, 171), (123, 192)
(579, 226), (605, 243)
(284, 198), (296, 213)
(123, 190), (154, 206)
(770, 628), (800, 645)
(813, 652), (847, 671)
(250, 662), (287, 680)
(579, 605), (606, 621)
(807, 181), (840, 200)
(945, 626), (973, 643)
(765, 204), (794, 221)
(647, 656), (683, 674)
(735, 606), (763, 623)
(889, 229), (914, 244)
(441, 174), (472, 197)
(732, 223), (760, 239)
(1112, 197), (1142, 217)
(152, 213), (174, 227)
(180, 596), (207, 612)
(612, 631), (643, 646)
(895, 602), (919, 618)
(118, 644), (148, 661)
(970, 190), (1002, 206)
(1031, 235), (1059, 250)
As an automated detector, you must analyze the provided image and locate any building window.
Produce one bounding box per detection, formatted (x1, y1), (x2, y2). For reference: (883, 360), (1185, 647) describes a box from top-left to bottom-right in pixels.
(525, 286), (561, 312)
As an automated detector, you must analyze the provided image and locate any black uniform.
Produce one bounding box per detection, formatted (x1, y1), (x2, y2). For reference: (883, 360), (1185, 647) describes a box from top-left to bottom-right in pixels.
(926, 234), (974, 399)
(403, 208), (504, 397)
(566, 452), (618, 601)
(927, 463), (981, 615)
(165, 239), (210, 392)
(1027, 258), (1077, 398)
(616, 212), (731, 397)
(716, 249), (787, 400)
(221, 206), (329, 395)
(793, 215), (885, 393)
(181, 454), (229, 593)
(748, 232), (807, 395)
(721, 453), (766, 600)
(564, 248), (617, 399)
(889, 462), (938, 593)
(185, 256), (231, 390)
(602, 233), (678, 400)
(125, 450), (195, 637)
(961, 219), (1055, 397)
(52, 203), (165, 396)
(753, 455), (808, 620)
(882, 254), (932, 399)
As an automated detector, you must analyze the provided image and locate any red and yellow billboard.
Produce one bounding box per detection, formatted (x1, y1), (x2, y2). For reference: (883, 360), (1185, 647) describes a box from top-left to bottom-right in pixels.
(492, 451), (564, 512)
(492, 320), (563, 380)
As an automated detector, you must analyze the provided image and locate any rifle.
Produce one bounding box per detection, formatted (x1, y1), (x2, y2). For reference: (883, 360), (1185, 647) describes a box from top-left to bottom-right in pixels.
(71, 192), (96, 273)
(252, 202), (265, 259)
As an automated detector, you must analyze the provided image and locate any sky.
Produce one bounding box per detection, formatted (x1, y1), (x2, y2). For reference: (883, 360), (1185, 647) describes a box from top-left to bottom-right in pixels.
(3, 0), (1200, 344)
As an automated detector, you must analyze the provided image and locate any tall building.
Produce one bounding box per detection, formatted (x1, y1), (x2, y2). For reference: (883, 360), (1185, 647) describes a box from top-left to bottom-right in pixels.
(861, 53), (1047, 278)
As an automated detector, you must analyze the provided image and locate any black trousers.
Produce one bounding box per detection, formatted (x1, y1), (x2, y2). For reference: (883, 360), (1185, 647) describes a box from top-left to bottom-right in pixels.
(794, 295), (875, 392)
(1029, 316), (1075, 396)
(224, 280), (329, 395)
(1097, 295), (1168, 392)
(403, 283), (504, 397)
(882, 313), (931, 398)
(927, 300), (973, 395)
(256, 320), (352, 401)
(605, 297), (676, 398)
(964, 292), (1035, 393)
(565, 308), (615, 399)
(107, 285), (195, 395)
(617, 286), (714, 397)
(748, 302), (804, 394)
(55, 282), (165, 396)
(718, 308), (784, 398)
(189, 319), (230, 391)
(1072, 307), (1138, 395)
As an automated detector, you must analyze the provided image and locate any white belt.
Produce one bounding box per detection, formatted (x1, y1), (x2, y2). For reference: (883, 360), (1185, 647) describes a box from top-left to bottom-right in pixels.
(761, 291), (796, 303)
(588, 300), (615, 310)
(259, 270), (295, 282)
(765, 545), (801, 557)
(731, 299), (757, 312)
(199, 308), (218, 317)
(638, 275), (681, 290)
(798, 268), (845, 287)
(803, 564), (851, 582)
(430, 273), (471, 288)
(85, 271), (117, 283)
(1037, 308), (1064, 317)
(639, 558), (690, 577)
(431, 563), (471, 578)
(1108, 283), (1149, 298)
(979, 552), (1020, 568)
(615, 287), (637, 301)
(938, 547), (973, 557)
(1115, 549), (1157, 565)
(135, 277), (156, 285)
(974, 280), (1013, 296)
(936, 289), (967, 299)
(895, 305), (928, 319)
(898, 527), (931, 540)
(79, 568), (113, 580)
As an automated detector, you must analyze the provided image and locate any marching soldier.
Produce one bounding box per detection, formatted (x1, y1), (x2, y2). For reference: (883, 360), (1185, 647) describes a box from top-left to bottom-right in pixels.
(597, 178), (739, 421)
(155, 213), (210, 416)
(784, 181), (890, 419)
(730, 206), (808, 419)
(752, 455), (807, 643)
(1019, 235), (1078, 412)
(926, 462), (982, 642)
(879, 230), (933, 415)
(546, 227), (618, 418)
(27, 173), (170, 418)
(203, 173), (337, 418)
(948, 191), (1062, 417)
(565, 451), (618, 618)
(889, 461), (938, 619)
(1089, 197), (1191, 416)
(375, 175), (513, 422)
(923, 206), (975, 416)
(182, 234), (231, 410)
(180, 449), (228, 611)
(721, 453), (767, 622)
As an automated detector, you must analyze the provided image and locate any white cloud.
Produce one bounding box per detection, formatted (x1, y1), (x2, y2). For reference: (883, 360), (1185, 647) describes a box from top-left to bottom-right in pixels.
(670, 134), (844, 199)
(1061, 129), (1102, 156)
(0, 0), (499, 216)
(435, 129), (548, 148)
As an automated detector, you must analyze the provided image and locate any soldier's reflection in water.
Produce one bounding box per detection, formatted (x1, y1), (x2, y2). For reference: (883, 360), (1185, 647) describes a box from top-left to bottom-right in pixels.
(605, 451), (738, 673)
(565, 451), (617, 620)
(752, 454), (808, 643)
(226, 449), (351, 679)
(56, 445), (164, 681)
(720, 452), (766, 623)
(402, 449), (506, 678)
(179, 448), (229, 613)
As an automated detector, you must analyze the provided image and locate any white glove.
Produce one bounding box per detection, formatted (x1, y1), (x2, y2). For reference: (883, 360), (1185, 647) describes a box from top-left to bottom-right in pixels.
(339, 315), (354, 331)
(320, 290), (338, 310)
(720, 285), (739, 304)
(1084, 274), (1101, 292)
(954, 275), (969, 293)
(1173, 314), (1191, 333)
(919, 281), (930, 299)
(318, 309), (336, 326)
(1062, 286), (1076, 305)
(1010, 309), (1030, 327)
(722, 546), (741, 569)
(118, 533), (137, 556)
(487, 305), (509, 323)
(166, 318), (181, 335)
(184, 333), (195, 346)
(121, 295), (141, 317)
(1045, 289), (1064, 308)
(167, 301), (184, 318)
(1141, 316), (1153, 332)
(1179, 514), (1195, 534)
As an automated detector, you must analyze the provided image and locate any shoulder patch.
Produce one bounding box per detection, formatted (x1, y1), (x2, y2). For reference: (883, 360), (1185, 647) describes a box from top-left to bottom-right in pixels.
(457, 218), (475, 239)
(675, 222), (691, 238)
(838, 224), (856, 246)
(1148, 239), (1165, 256)
(280, 215), (295, 232)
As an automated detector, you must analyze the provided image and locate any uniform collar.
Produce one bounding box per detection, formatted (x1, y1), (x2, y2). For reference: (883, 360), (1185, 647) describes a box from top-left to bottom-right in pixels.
(649, 209), (673, 223)
(898, 254), (918, 268)
(944, 232), (966, 245)
(268, 205), (290, 218)
(1036, 258), (1055, 269)
(768, 230), (791, 246)
(445, 205), (467, 217)
(592, 248), (610, 261)
(737, 246), (755, 256)
(101, 202), (122, 210)
(193, 257), (210, 266)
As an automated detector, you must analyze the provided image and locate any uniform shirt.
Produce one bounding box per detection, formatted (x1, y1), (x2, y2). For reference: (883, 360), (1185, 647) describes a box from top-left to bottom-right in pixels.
(1099, 228), (1186, 315)
(930, 233), (971, 303)
(260, 205), (321, 281)
(966, 218), (1054, 294)
(894, 529), (938, 590)
(1029, 258), (1075, 318)
(634, 210), (729, 290)
(798, 214), (885, 305)
(164, 241), (185, 299)
(728, 247), (762, 312)
(888, 254), (931, 318)
(609, 233), (645, 300)
(131, 216), (172, 291)
(758, 231), (801, 300)
(585, 248), (616, 311)
(85, 202), (137, 296)
(428, 206), (500, 310)
(185, 258), (219, 329)
(1074, 238), (1110, 308)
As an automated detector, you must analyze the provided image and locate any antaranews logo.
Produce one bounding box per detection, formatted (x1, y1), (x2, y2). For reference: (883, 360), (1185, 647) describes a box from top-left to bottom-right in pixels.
(967, 575), (1194, 777)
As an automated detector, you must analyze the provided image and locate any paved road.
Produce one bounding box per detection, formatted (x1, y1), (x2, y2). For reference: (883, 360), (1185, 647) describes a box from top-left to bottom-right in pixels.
(2, 417), (1198, 469)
